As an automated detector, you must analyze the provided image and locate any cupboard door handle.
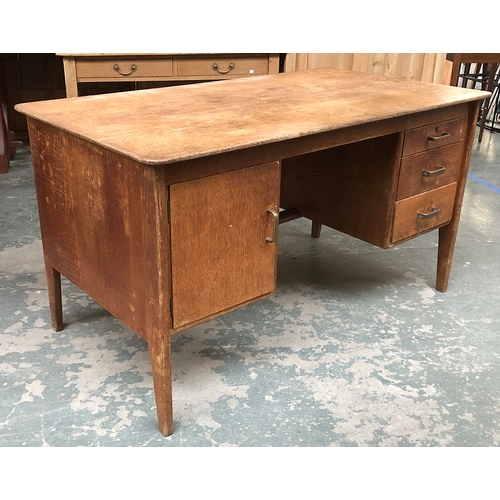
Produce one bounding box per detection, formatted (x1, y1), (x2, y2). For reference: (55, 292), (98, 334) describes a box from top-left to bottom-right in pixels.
(422, 165), (446, 177)
(418, 207), (440, 219)
(427, 132), (451, 142)
(213, 62), (234, 74)
(266, 209), (279, 243)
(113, 63), (137, 76)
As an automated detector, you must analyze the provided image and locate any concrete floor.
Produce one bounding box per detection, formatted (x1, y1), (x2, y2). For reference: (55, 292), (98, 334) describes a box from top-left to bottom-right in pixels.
(1, 127), (500, 447)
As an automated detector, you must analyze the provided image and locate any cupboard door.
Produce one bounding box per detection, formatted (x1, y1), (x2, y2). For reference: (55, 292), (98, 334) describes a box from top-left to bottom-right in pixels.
(169, 162), (280, 329)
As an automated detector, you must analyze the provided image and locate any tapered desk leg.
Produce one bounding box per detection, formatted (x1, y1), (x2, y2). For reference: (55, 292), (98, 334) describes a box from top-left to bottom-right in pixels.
(311, 221), (322, 239)
(436, 99), (481, 293)
(149, 334), (174, 436)
(45, 265), (64, 331)
(436, 223), (458, 293)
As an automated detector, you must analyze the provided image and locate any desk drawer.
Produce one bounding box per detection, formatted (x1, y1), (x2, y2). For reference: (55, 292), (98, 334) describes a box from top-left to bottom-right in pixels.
(402, 117), (466, 156)
(177, 56), (270, 77)
(392, 183), (457, 242)
(397, 142), (463, 200)
(75, 58), (174, 80)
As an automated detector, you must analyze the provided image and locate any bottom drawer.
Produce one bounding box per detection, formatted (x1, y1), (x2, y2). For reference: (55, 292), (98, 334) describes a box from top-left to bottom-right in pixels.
(392, 183), (457, 243)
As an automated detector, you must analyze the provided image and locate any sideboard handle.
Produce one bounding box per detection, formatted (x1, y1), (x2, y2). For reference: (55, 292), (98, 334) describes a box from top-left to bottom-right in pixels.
(266, 209), (279, 243)
(213, 62), (235, 74)
(422, 165), (446, 177)
(113, 64), (137, 76)
(428, 132), (451, 142)
(418, 207), (441, 219)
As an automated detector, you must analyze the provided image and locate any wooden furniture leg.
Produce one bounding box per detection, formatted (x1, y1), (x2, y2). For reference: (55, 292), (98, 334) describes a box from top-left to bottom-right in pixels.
(311, 220), (322, 238)
(45, 265), (64, 331)
(1, 60), (22, 174)
(62, 57), (79, 98)
(436, 224), (458, 292)
(436, 100), (481, 292)
(149, 334), (174, 436)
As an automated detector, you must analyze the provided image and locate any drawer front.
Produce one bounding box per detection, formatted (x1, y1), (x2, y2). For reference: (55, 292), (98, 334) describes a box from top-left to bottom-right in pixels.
(392, 183), (457, 243)
(76, 59), (174, 79)
(177, 57), (270, 77)
(402, 117), (466, 156)
(397, 142), (463, 200)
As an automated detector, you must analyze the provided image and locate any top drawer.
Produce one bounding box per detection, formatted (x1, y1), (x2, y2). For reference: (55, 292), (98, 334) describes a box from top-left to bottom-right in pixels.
(177, 56), (270, 77)
(402, 117), (466, 157)
(76, 58), (174, 80)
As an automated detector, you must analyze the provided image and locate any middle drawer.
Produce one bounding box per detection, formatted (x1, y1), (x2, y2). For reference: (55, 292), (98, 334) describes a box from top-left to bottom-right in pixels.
(397, 141), (463, 200)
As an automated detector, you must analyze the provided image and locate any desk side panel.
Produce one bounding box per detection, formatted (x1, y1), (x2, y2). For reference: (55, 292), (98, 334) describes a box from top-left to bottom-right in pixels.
(28, 119), (170, 342)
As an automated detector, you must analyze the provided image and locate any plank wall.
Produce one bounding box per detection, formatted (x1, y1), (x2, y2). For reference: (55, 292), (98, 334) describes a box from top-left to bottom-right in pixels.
(284, 53), (452, 84)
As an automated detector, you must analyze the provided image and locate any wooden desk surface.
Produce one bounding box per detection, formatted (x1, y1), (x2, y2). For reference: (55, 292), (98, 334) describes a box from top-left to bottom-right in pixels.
(16, 69), (489, 166)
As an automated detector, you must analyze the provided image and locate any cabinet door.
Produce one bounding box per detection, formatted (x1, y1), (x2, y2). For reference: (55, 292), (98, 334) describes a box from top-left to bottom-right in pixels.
(169, 162), (280, 329)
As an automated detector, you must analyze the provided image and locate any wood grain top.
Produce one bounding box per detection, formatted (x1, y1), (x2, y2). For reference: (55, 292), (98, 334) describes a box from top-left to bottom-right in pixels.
(16, 69), (490, 165)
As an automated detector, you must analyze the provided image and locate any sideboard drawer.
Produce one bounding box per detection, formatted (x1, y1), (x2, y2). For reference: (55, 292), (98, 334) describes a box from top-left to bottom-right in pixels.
(397, 142), (463, 200)
(402, 117), (466, 156)
(392, 183), (457, 242)
(76, 58), (174, 80)
(177, 56), (270, 78)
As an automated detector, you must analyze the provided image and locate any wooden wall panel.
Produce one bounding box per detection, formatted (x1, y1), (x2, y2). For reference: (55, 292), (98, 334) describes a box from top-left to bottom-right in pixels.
(284, 53), (451, 84)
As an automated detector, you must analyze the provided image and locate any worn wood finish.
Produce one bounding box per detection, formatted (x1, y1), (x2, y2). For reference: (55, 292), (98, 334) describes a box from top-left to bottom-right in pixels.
(392, 183), (457, 242)
(16, 69), (489, 436)
(436, 100), (482, 292)
(27, 119), (170, 343)
(397, 142), (463, 200)
(402, 117), (466, 156)
(170, 162), (280, 329)
(17, 69), (487, 167)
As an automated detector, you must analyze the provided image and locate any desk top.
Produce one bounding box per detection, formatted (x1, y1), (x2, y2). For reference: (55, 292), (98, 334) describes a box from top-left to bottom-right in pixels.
(16, 69), (489, 166)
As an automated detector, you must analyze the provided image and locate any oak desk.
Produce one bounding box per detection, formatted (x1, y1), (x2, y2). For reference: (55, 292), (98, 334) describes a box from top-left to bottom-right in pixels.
(16, 69), (489, 436)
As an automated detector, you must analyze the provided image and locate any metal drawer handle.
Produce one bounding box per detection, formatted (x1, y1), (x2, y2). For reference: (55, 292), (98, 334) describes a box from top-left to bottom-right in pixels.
(428, 132), (451, 142)
(266, 209), (279, 243)
(213, 62), (235, 74)
(418, 207), (441, 219)
(422, 165), (446, 177)
(113, 63), (137, 76)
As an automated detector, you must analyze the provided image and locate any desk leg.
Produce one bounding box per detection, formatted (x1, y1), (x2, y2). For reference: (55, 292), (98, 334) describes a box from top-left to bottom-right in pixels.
(62, 58), (79, 98)
(436, 99), (481, 293)
(311, 221), (322, 238)
(149, 334), (174, 436)
(46, 265), (64, 331)
(436, 224), (458, 293)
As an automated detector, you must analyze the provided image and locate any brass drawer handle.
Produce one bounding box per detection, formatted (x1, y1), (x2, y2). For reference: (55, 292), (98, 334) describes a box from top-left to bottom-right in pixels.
(266, 209), (279, 243)
(113, 63), (137, 76)
(418, 207), (441, 219)
(428, 132), (451, 142)
(422, 165), (446, 177)
(213, 62), (235, 74)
